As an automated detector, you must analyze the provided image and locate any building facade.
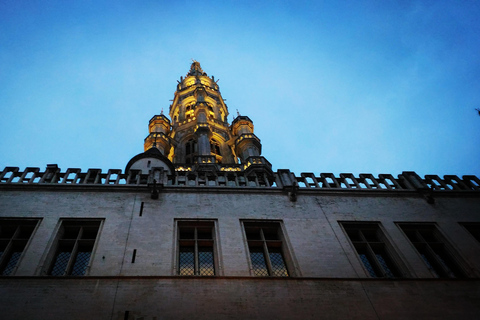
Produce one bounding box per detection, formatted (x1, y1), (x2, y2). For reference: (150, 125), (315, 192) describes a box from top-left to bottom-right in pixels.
(1, 62), (480, 319)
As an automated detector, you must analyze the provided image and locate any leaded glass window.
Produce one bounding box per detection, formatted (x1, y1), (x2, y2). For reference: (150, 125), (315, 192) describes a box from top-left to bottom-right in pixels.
(178, 221), (215, 276)
(399, 224), (465, 278)
(49, 220), (101, 276)
(244, 222), (289, 277)
(0, 219), (39, 275)
(342, 223), (402, 278)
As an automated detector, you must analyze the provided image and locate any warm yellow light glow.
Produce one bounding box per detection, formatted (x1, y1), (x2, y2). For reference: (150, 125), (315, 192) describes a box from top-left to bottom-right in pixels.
(220, 167), (241, 172)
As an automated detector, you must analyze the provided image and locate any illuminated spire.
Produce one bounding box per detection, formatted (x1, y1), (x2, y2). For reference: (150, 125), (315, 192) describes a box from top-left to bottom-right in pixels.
(187, 60), (205, 76)
(128, 61), (272, 182)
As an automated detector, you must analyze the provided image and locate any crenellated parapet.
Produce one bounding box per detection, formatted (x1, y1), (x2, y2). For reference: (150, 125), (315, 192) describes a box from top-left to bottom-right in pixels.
(2, 166), (479, 193)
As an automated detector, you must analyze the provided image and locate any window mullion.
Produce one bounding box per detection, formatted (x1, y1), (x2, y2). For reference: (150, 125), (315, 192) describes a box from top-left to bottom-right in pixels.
(359, 230), (367, 242)
(260, 229), (273, 276)
(422, 244), (441, 276)
(12, 225), (21, 240)
(0, 226), (17, 267)
(367, 243), (385, 277)
(416, 230), (427, 244)
(65, 241), (79, 275)
(194, 228), (199, 275)
(426, 243), (451, 277)
(66, 227), (82, 275)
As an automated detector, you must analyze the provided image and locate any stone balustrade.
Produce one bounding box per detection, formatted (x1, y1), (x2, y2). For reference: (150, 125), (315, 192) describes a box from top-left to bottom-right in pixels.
(1, 165), (479, 192)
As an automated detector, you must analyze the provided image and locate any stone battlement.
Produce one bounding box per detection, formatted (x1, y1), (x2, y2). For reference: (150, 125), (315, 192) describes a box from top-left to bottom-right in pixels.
(1, 165), (479, 192)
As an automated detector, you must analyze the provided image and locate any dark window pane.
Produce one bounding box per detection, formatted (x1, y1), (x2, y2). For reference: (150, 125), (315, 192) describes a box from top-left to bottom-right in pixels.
(419, 229), (437, 242)
(420, 253), (440, 278)
(0, 240), (9, 252)
(197, 228), (212, 240)
(179, 247), (195, 276)
(375, 254), (395, 278)
(404, 230), (419, 242)
(0, 225), (17, 238)
(18, 226), (35, 239)
(463, 224), (480, 243)
(245, 229), (261, 241)
(250, 249), (269, 276)
(359, 253), (378, 277)
(63, 226), (80, 239)
(81, 227), (99, 239)
(371, 245), (400, 278)
(1, 251), (22, 275)
(198, 247), (214, 276)
(269, 248), (288, 277)
(179, 228), (195, 240)
(362, 229), (378, 242)
(263, 228), (279, 241)
(71, 251), (91, 276)
(431, 246), (464, 278)
(50, 251), (71, 276)
(346, 229), (362, 242)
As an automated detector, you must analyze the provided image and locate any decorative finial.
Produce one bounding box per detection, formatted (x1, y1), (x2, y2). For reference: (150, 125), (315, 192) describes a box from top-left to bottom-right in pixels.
(188, 60), (204, 76)
(161, 108), (164, 115)
(236, 109), (240, 117)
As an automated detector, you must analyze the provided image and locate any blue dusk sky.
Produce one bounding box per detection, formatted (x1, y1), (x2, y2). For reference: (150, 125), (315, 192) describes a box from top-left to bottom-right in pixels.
(1, 1), (479, 178)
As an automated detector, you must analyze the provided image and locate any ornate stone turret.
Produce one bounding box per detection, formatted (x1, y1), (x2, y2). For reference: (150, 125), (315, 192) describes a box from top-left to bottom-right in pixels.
(144, 114), (171, 155)
(126, 61), (272, 179)
(231, 115), (262, 163)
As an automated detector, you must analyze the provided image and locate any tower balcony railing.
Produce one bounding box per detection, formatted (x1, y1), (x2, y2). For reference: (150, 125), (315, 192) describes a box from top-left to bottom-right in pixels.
(1, 166), (479, 192)
(194, 155), (216, 164)
(174, 116), (197, 128)
(235, 133), (260, 147)
(195, 123), (210, 131)
(207, 117), (228, 127)
(144, 132), (170, 143)
(243, 156), (272, 171)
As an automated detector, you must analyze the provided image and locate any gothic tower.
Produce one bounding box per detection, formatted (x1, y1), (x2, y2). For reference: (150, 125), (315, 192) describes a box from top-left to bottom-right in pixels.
(126, 61), (272, 181)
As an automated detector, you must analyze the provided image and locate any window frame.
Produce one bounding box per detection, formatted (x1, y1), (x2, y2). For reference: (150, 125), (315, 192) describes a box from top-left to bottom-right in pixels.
(0, 218), (41, 276)
(340, 222), (406, 278)
(398, 223), (467, 278)
(44, 219), (103, 276)
(174, 219), (219, 276)
(241, 220), (293, 277)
